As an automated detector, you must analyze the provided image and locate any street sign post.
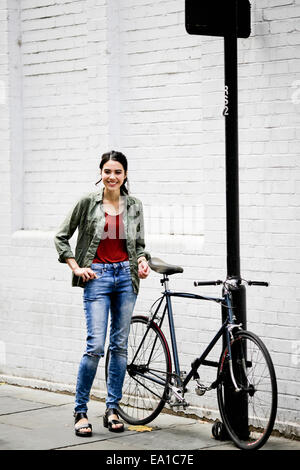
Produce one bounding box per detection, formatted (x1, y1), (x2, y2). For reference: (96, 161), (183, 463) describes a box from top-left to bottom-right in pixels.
(185, 0), (251, 440)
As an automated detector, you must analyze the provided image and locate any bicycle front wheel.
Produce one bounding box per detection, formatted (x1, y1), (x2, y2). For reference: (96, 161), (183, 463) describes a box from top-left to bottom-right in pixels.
(217, 330), (277, 450)
(105, 316), (172, 425)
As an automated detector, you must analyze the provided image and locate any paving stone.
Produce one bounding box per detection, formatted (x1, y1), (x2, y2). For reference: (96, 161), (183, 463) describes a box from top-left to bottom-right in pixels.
(0, 384), (299, 451)
(0, 396), (50, 416)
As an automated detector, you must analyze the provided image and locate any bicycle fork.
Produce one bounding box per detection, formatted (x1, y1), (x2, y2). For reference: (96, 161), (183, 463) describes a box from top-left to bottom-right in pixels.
(225, 325), (242, 393)
(222, 294), (247, 393)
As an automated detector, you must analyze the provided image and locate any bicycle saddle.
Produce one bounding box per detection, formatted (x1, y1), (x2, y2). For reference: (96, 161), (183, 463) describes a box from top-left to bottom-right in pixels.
(148, 257), (184, 275)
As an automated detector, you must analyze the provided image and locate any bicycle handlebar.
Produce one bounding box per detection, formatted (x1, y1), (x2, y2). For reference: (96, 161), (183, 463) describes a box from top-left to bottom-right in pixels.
(194, 279), (269, 287)
(194, 280), (223, 287)
(247, 280), (269, 287)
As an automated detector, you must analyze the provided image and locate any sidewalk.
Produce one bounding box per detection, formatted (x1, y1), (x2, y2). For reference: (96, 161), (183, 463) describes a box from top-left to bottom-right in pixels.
(0, 383), (299, 451)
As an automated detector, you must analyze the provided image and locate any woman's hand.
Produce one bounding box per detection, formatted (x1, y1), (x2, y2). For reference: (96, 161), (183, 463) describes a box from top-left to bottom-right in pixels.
(73, 267), (98, 282)
(138, 258), (150, 279)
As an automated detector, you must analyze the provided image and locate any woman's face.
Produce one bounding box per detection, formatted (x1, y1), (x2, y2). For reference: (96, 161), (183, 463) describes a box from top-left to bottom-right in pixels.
(101, 159), (127, 193)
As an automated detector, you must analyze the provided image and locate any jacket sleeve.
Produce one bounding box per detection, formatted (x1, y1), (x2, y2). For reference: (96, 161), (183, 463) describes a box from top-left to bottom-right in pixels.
(54, 197), (85, 263)
(135, 201), (150, 261)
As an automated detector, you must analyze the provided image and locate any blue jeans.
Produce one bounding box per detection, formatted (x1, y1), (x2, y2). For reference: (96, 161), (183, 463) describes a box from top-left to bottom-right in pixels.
(74, 261), (137, 413)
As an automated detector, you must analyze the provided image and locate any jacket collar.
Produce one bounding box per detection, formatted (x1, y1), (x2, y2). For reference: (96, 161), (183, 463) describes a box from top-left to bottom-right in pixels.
(94, 188), (135, 208)
(94, 189), (103, 202)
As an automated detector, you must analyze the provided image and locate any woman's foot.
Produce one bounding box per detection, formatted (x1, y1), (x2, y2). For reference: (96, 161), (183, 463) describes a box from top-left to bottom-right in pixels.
(103, 408), (124, 433)
(74, 412), (93, 437)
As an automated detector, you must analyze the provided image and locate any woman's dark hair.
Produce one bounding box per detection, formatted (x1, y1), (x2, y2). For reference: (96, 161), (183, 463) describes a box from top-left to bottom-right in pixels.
(95, 150), (129, 194)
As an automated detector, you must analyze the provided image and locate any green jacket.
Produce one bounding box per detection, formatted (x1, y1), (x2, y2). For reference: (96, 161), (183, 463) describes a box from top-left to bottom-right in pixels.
(54, 190), (150, 294)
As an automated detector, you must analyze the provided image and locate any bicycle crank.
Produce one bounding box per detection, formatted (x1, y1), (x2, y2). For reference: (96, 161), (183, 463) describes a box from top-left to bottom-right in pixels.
(168, 385), (189, 409)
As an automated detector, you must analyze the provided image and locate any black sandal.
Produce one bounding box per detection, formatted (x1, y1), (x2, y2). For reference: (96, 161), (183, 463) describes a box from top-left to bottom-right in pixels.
(74, 412), (93, 437)
(103, 408), (124, 433)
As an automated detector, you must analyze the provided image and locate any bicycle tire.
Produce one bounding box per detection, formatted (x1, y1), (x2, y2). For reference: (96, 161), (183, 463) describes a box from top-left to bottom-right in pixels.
(105, 315), (172, 425)
(217, 330), (277, 450)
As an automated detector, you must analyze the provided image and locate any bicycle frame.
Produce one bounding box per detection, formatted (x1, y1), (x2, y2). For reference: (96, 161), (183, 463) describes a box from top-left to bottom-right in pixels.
(145, 274), (238, 391)
(122, 271), (276, 450)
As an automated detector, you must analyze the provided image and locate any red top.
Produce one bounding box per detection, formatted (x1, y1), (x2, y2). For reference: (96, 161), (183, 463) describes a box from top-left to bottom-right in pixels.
(93, 212), (128, 264)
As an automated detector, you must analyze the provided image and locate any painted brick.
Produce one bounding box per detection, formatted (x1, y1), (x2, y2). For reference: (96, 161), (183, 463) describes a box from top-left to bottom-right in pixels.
(0, 0), (299, 436)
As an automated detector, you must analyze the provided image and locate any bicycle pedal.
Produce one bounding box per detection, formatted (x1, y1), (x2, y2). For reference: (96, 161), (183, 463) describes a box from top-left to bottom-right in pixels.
(195, 383), (207, 396)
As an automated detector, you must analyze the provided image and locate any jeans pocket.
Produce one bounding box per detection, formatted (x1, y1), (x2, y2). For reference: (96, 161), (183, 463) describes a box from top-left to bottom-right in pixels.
(83, 268), (106, 300)
(93, 267), (105, 280)
(85, 267), (104, 287)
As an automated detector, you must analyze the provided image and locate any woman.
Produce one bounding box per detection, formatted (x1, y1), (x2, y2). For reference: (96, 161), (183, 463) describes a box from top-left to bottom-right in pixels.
(54, 151), (150, 436)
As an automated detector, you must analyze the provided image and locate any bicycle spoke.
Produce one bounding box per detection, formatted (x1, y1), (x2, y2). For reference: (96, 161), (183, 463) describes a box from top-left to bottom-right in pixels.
(110, 316), (171, 425)
(217, 330), (277, 450)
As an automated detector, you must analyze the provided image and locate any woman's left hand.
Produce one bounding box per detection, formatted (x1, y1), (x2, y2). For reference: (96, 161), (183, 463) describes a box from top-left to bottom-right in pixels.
(138, 260), (150, 279)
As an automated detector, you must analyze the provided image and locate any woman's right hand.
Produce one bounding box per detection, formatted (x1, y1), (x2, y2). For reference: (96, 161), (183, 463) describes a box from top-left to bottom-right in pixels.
(73, 267), (98, 282)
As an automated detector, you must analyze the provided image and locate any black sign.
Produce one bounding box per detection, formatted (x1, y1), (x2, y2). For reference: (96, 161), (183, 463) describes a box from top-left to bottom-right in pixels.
(185, 0), (251, 38)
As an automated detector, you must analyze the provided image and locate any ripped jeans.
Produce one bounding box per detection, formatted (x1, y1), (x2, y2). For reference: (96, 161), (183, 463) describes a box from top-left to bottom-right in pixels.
(74, 261), (137, 413)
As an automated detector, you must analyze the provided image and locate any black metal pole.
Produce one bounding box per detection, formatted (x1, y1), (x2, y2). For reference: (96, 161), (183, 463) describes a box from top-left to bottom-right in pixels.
(221, 0), (248, 440)
(224, 5), (240, 280)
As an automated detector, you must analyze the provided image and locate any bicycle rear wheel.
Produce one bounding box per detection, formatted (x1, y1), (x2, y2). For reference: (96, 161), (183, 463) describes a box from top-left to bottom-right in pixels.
(105, 316), (172, 425)
(217, 330), (277, 450)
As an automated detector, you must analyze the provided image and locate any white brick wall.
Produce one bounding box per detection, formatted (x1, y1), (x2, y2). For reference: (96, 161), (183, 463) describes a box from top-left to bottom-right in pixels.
(0, 0), (299, 436)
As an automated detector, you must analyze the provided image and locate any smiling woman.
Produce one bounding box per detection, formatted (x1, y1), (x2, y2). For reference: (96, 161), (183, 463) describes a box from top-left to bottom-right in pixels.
(96, 151), (129, 197)
(54, 150), (150, 437)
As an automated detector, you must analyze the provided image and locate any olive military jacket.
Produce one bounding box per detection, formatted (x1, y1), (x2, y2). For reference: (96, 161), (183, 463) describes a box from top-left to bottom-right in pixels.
(54, 190), (150, 294)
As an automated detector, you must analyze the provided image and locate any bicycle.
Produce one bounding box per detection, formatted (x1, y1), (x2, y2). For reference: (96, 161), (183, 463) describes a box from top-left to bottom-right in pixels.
(105, 257), (278, 450)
